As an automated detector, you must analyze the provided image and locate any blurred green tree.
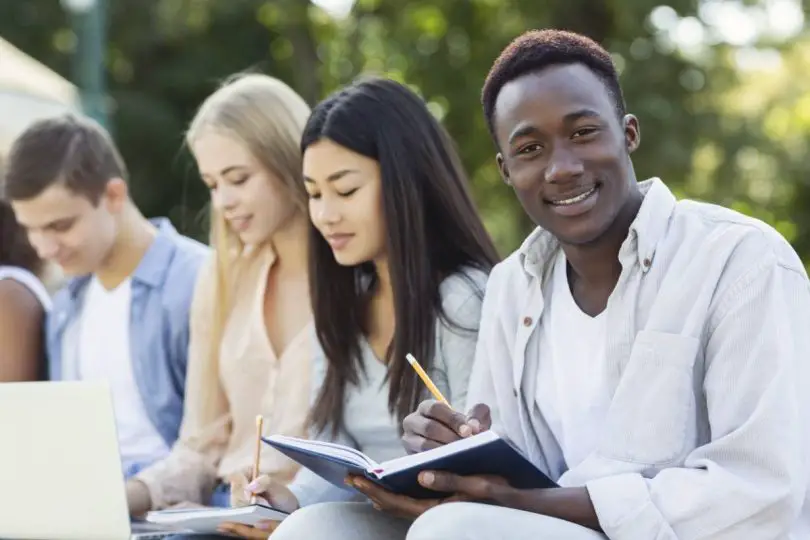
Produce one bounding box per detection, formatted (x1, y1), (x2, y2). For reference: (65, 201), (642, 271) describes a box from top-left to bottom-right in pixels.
(1, 0), (808, 262)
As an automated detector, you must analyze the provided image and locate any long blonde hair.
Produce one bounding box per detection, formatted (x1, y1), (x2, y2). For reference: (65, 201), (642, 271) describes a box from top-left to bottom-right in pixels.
(186, 73), (310, 414)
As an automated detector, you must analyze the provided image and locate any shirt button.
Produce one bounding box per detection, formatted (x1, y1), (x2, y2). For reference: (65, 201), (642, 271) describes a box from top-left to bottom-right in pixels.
(513, 388), (518, 397)
(643, 257), (652, 268)
(523, 316), (533, 327)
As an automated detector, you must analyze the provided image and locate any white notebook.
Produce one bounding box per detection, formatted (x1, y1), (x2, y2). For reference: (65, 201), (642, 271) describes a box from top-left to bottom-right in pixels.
(145, 504), (289, 533)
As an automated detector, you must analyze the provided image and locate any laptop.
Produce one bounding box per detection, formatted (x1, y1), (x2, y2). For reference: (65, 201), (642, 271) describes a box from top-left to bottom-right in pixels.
(0, 381), (180, 540)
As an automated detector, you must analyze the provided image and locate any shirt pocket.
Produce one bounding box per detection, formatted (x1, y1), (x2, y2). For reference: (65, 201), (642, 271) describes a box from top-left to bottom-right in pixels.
(597, 330), (699, 466)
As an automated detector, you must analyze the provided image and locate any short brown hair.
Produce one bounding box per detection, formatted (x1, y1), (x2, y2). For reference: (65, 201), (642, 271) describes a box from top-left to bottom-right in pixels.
(2, 114), (128, 203)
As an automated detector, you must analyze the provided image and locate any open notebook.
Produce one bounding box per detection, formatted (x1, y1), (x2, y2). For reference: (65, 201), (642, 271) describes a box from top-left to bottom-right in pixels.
(145, 504), (289, 533)
(263, 430), (557, 499)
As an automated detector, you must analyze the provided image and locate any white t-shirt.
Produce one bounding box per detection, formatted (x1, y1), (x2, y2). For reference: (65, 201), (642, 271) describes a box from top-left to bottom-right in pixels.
(534, 250), (611, 469)
(77, 276), (169, 471)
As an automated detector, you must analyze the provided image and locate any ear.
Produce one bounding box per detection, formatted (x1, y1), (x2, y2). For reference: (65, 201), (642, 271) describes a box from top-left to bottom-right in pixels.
(496, 153), (512, 186)
(103, 178), (129, 214)
(623, 114), (641, 154)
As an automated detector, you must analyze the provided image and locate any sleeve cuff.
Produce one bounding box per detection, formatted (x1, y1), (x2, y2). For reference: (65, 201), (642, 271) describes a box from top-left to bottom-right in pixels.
(586, 473), (676, 540)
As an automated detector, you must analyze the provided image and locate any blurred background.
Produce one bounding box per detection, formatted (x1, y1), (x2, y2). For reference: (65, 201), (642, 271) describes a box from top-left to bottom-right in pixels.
(1, 0), (809, 261)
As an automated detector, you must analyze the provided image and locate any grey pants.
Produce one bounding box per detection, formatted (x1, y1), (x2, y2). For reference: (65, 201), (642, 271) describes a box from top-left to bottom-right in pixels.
(271, 501), (607, 540)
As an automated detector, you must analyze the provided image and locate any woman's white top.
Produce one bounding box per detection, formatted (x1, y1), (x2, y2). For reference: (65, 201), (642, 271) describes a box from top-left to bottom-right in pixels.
(0, 265), (52, 311)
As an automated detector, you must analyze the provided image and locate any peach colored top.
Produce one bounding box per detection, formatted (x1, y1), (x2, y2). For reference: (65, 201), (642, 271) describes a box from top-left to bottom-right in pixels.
(136, 245), (313, 509)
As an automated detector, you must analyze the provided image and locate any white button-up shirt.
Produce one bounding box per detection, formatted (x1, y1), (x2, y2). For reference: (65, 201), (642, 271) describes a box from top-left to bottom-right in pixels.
(467, 178), (810, 539)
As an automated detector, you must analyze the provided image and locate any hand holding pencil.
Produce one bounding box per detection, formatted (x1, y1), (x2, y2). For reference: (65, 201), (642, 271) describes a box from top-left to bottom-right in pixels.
(403, 353), (492, 454)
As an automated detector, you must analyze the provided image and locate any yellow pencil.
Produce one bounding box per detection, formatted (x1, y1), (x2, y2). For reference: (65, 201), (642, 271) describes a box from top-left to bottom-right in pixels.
(250, 415), (263, 504)
(406, 353), (450, 407)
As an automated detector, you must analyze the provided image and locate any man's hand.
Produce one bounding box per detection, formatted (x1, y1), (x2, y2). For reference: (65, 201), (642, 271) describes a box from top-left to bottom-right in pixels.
(418, 471), (603, 532)
(218, 473), (300, 538)
(402, 400), (492, 453)
(417, 471), (512, 501)
(347, 475), (470, 520)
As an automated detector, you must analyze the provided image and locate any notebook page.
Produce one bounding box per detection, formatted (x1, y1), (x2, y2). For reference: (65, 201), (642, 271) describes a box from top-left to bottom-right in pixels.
(373, 430), (501, 477)
(146, 504), (289, 533)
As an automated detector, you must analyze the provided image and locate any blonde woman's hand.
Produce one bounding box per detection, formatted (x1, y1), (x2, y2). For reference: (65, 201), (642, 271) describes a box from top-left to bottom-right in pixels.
(218, 473), (299, 538)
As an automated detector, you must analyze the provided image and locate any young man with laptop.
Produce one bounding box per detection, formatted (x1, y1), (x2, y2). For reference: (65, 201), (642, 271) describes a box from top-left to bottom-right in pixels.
(2, 114), (209, 478)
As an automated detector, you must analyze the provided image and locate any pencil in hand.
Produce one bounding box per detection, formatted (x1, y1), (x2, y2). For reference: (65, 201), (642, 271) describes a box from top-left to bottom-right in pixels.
(250, 415), (264, 505)
(406, 353), (450, 407)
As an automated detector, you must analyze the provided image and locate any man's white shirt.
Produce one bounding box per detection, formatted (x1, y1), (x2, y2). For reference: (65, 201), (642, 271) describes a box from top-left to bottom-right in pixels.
(468, 178), (810, 539)
(77, 276), (169, 472)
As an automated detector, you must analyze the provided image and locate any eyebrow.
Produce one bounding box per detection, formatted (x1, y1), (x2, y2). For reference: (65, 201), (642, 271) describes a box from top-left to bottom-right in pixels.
(219, 165), (248, 176)
(562, 108), (602, 123)
(23, 216), (76, 231)
(507, 108), (603, 145)
(303, 169), (360, 184)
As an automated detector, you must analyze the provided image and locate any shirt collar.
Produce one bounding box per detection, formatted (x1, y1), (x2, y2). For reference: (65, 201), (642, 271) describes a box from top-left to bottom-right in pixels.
(519, 178), (676, 277)
(66, 217), (183, 298)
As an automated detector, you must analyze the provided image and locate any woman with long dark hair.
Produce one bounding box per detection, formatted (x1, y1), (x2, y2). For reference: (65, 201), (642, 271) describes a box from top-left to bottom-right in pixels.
(224, 77), (499, 539)
(0, 197), (50, 381)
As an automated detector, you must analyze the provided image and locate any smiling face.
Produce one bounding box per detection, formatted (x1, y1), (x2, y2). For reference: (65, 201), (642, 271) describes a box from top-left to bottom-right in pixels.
(493, 63), (640, 246)
(303, 139), (386, 267)
(11, 182), (123, 276)
(191, 131), (295, 246)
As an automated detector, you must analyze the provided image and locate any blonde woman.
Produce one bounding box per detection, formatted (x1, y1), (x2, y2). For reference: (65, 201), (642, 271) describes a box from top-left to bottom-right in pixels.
(126, 74), (314, 518)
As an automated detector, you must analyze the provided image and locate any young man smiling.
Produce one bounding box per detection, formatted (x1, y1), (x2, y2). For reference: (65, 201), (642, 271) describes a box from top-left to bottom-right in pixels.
(2, 114), (209, 478)
(347, 30), (810, 539)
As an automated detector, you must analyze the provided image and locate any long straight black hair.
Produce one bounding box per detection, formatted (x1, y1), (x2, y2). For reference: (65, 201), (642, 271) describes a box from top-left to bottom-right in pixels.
(303, 77), (500, 436)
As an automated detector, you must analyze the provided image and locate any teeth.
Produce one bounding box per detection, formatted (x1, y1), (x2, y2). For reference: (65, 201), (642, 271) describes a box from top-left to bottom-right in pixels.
(552, 187), (596, 206)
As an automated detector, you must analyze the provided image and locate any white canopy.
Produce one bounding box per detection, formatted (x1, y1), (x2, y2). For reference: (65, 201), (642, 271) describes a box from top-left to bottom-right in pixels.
(0, 36), (81, 151)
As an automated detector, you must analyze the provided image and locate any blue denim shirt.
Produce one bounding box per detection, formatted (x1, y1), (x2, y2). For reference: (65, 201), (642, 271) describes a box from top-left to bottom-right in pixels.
(46, 218), (209, 473)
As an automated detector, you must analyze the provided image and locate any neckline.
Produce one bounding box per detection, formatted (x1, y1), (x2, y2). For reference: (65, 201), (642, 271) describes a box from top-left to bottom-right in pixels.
(554, 252), (606, 322)
(254, 248), (312, 362)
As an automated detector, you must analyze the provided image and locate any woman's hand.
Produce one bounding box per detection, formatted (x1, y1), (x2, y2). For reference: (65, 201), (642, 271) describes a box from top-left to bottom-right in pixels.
(218, 473), (300, 538)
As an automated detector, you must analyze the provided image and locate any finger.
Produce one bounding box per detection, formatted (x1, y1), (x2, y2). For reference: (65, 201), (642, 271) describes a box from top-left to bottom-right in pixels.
(419, 400), (473, 437)
(465, 403), (492, 433)
(401, 432), (444, 454)
(245, 474), (273, 496)
(418, 471), (496, 500)
(351, 477), (432, 518)
(350, 478), (413, 508)
(346, 475), (390, 499)
(404, 414), (464, 449)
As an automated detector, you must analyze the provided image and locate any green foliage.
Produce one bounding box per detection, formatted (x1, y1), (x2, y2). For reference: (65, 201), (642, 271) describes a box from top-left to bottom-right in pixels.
(1, 0), (809, 262)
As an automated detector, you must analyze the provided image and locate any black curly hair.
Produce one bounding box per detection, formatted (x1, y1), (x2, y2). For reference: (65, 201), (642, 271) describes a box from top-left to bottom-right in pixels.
(1, 156), (43, 276)
(0, 203), (42, 275)
(481, 29), (626, 143)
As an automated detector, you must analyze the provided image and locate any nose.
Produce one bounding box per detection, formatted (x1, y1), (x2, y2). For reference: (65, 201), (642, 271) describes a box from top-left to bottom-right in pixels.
(211, 185), (238, 211)
(545, 144), (585, 184)
(314, 196), (341, 226)
(29, 231), (60, 260)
